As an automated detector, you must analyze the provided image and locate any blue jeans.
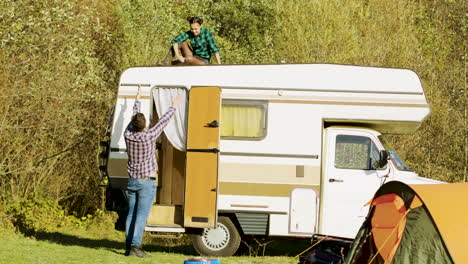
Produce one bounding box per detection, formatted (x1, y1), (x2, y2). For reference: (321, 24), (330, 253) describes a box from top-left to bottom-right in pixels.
(125, 178), (156, 247)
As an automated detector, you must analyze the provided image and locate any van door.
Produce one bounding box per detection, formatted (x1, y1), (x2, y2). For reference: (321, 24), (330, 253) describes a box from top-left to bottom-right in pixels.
(320, 128), (386, 238)
(184, 87), (221, 228)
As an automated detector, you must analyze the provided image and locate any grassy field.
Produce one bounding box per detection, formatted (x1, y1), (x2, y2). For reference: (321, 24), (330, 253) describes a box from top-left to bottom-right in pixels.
(0, 228), (306, 264)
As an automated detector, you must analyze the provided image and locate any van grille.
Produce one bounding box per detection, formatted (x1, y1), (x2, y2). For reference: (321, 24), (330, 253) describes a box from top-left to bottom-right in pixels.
(235, 213), (269, 235)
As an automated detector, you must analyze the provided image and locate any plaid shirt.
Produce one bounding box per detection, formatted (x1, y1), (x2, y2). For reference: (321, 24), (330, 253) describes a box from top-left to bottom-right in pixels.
(171, 27), (220, 59)
(124, 100), (176, 179)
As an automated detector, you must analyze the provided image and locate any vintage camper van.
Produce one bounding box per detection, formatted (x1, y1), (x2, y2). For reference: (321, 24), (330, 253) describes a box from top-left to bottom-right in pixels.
(102, 64), (440, 256)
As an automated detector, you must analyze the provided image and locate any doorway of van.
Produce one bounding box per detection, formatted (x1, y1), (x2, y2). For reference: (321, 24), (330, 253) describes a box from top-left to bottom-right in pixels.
(146, 87), (187, 227)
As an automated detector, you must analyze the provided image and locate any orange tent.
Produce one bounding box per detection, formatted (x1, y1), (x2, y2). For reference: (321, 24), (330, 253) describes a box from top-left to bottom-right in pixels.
(346, 181), (468, 264)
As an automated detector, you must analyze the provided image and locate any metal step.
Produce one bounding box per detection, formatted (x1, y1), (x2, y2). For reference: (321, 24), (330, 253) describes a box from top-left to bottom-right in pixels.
(144, 224), (185, 233)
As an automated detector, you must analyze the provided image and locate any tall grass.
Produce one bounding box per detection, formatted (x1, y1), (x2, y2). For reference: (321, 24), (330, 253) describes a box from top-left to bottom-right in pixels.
(273, 0), (422, 65)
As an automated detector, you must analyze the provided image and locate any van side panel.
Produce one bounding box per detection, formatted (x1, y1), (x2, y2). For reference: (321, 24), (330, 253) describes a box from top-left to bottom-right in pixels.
(218, 102), (323, 237)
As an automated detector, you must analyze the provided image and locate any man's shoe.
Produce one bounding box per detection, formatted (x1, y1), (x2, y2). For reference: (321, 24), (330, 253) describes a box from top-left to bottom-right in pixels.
(128, 245), (152, 258)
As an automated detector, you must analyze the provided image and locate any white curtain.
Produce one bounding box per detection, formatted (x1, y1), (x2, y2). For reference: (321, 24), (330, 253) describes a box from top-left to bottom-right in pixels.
(153, 88), (187, 151)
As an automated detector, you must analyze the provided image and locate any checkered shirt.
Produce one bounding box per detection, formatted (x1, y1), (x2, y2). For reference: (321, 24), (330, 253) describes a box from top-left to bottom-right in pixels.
(171, 27), (220, 59)
(124, 100), (176, 179)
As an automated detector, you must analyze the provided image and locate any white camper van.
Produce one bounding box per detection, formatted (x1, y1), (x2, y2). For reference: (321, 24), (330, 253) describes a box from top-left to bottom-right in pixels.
(102, 64), (440, 256)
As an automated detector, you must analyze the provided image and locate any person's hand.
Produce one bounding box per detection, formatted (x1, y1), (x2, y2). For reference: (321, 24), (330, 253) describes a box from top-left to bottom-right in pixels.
(171, 93), (184, 108)
(178, 56), (185, 63)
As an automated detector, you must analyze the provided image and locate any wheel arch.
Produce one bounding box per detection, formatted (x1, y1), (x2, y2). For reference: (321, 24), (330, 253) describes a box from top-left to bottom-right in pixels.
(218, 212), (245, 236)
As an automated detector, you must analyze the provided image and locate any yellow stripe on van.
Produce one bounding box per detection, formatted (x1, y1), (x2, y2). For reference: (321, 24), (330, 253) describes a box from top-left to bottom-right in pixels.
(219, 182), (320, 197)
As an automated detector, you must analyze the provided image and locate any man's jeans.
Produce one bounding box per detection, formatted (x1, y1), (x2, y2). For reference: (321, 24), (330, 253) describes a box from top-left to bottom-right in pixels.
(125, 178), (156, 247)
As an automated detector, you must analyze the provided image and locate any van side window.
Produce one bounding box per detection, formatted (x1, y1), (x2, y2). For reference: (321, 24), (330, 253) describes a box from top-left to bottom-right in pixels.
(221, 100), (267, 140)
(335, 135), (380, 170)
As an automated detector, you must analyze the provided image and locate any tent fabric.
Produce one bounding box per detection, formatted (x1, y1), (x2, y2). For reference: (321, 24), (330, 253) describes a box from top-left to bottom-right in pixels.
(370, 194), (407, 263)
(409, 183), (468, 264)
(346, 182), (415, 264)
(347, 224), (380, 263)
(346, 181), (468, 264)
(153, 88), (188, 151)
(392, 206), (452, 264)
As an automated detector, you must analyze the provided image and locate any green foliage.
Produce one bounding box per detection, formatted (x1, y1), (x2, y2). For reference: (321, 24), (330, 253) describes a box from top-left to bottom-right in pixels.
(388, 0), (466, 182)
(0, 0), (114, 214)
(273, 0), (466, 182)
(6, 198), (118, 236)
(272, 0), (422, 66)
(0, 209), (14, 231)
(110, 0), (276, 66)
(7, 199), (70, 234)
(210, 0), (276, 63)
(111, 0), (214, 68)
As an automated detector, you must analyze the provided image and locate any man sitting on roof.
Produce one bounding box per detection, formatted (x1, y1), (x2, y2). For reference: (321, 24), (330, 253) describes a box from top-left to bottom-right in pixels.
(158, 16), (221, 65)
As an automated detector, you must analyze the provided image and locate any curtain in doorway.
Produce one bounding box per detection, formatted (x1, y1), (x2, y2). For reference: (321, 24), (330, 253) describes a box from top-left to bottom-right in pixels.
(153, 88), (187, 151)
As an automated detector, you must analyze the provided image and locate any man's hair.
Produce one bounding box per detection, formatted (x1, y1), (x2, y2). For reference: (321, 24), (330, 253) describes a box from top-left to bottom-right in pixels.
(187, 16), (203, 25)
(131, 113), (146, 132)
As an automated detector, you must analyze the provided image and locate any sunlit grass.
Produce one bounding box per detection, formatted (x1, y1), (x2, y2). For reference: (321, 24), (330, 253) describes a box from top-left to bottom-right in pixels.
(0, 228), (303, 264)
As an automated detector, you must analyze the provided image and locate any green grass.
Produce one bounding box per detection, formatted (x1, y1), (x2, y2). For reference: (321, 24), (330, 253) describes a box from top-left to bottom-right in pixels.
(0, 228), (306, 264)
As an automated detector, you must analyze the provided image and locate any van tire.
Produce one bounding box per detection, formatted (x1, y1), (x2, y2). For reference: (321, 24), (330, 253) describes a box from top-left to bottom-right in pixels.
(192, 216), (241, 257)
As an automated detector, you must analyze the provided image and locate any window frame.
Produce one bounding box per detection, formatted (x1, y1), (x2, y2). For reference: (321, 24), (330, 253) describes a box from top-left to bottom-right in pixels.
(220, 99), (268, 141)
(334, 134), (384, 170)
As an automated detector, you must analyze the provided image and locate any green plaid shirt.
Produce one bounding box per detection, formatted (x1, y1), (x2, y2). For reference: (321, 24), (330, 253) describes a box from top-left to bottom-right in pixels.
(171, 28), (220, 60)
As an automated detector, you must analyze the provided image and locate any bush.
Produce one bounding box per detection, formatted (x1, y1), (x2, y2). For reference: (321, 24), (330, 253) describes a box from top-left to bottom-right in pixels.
(7, 199), (71, 234)
(0, 209), (14, 232)
(5, 198), (118, 235)
(210, 0), (276, 63)
(0, 0), (114, 214)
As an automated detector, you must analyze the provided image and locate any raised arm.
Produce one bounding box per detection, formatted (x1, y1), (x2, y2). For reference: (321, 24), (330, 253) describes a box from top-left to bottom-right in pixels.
(147, 94), (184, 139)
(132, 84), (142, 116)
(125, 85), (142, 133)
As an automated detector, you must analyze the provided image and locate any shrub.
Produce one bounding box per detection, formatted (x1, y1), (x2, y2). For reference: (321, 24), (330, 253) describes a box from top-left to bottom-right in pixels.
(5, 198), (118, 235)
(0, 209), (14, 232)
(0, 0), (114, 214)
(210, 0), (276, 63)
(7, 199), (70, 235)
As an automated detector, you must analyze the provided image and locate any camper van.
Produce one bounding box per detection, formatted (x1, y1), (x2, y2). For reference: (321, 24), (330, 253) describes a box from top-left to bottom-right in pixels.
(102, 64), (440, 256)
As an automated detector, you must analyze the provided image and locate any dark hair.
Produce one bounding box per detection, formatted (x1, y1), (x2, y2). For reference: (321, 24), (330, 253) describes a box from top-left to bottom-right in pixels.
(131, 113), (146, 132)
(187, 16), (203, 25)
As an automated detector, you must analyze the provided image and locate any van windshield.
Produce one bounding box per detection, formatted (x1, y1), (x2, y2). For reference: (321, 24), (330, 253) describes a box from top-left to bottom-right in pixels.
(388, 151), (412, 171)
(378, 136), (412, 172)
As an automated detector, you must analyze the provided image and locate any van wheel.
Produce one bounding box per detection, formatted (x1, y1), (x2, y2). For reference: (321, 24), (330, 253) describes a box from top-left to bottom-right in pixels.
(192, 216), (241, 257)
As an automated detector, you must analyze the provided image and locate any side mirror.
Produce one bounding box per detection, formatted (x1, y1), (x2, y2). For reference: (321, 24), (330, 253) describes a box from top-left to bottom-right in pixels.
(378, 150), (389, 168)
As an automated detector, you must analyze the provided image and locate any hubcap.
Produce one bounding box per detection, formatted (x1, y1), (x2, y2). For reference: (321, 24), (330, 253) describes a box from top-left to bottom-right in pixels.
(201, 222), (230, 251)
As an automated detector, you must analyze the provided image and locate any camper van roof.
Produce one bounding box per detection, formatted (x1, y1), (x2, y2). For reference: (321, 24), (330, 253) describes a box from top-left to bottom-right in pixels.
(119, 64), (424, 95)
